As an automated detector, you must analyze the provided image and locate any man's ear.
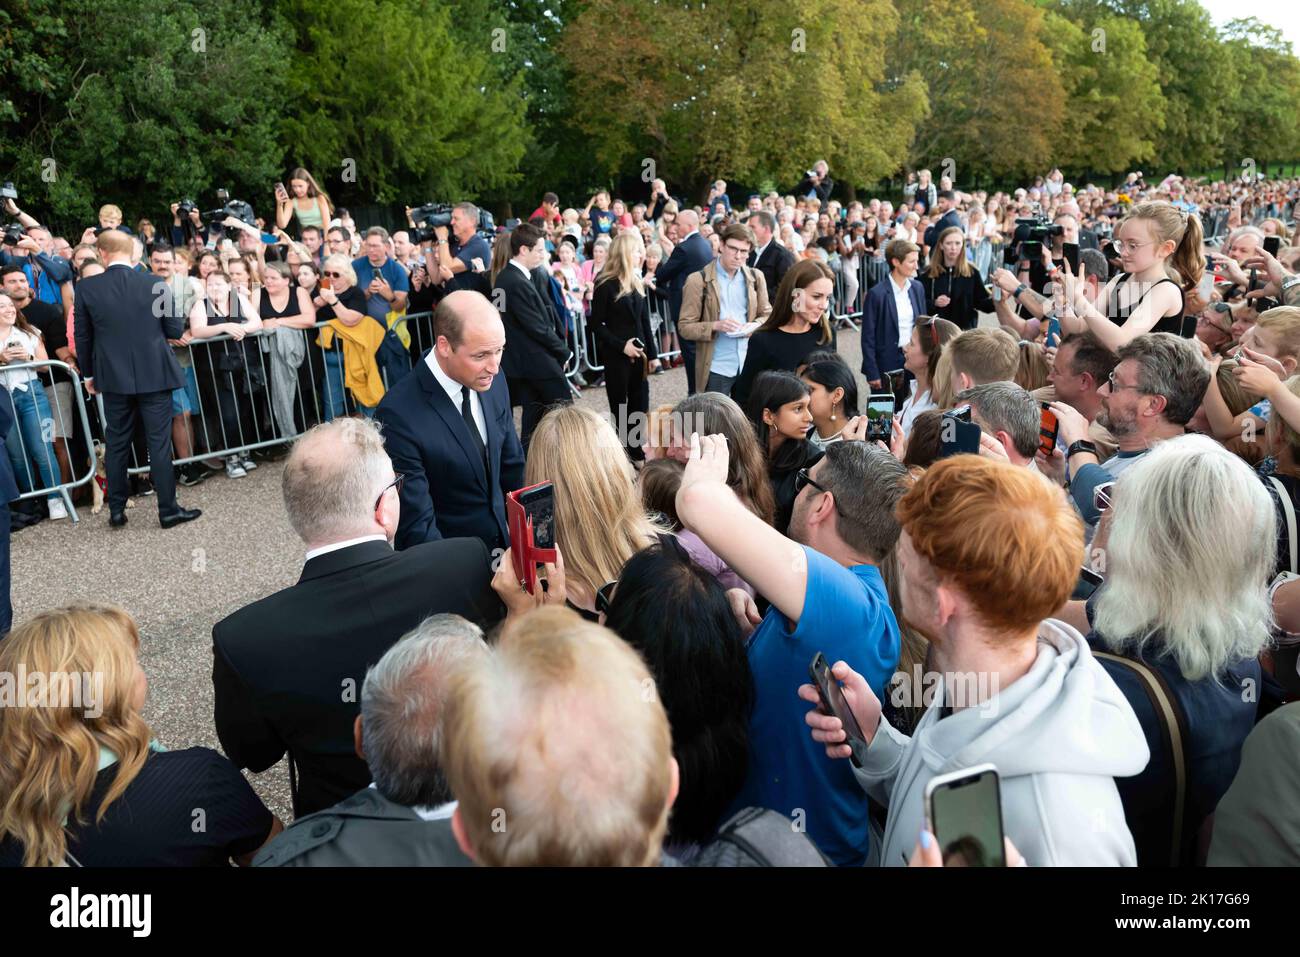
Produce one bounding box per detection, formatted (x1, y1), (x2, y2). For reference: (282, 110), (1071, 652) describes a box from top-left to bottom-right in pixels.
(934, 581), (959, 631)
(666, 757), (680, 812)
(451, 807), (478, 864)
(353, 715), (364, 762)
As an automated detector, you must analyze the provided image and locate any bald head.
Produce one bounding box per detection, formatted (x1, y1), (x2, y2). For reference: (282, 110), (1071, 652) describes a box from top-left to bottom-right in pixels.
(676, 209), (700, 234)
(282, 418), (395, 548)
(433, 290), (507, 392)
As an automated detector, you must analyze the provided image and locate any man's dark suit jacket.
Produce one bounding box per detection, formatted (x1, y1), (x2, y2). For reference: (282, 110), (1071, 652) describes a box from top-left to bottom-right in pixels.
(860, 276), (928, 383)
(212, 538), (503, 818)
(654, 232), (713, 323)
(73, 263), (183, 394)
(494, 263), (568, 380)
(374, 357), (524, 550)
(750, 241), (796, 301)
(923, 209), (963, 251)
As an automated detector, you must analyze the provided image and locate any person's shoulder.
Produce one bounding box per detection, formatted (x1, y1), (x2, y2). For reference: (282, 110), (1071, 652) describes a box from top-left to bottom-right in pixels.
(400, 536), (491, 572)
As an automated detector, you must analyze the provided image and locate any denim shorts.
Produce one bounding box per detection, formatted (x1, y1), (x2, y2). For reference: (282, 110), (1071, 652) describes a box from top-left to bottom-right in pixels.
(171, 366), (201, 416)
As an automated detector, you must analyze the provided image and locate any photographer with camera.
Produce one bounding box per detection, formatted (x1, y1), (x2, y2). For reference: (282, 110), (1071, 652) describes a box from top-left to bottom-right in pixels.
(795, 161), (834, 207)
(2, 190), (74, 317)
(423, 203), (492, 298)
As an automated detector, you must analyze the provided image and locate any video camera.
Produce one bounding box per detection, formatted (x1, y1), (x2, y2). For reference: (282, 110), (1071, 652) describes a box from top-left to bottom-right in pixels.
(177, 189), (257, 243)
(409, 202), (496, 244)
(1003, 207), (1064, 292)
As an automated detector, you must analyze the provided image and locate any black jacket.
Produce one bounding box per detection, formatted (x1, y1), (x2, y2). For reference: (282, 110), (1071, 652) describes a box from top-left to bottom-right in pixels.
(923, 209), (963, 251)
(750, 241), (795, 301)
(590, 279), (654, 364)
(73, 263), (183, 394)
(654, 232), (713, 323)
(212, 538), (503, 819)
(920, 269), (995, 331)
(494, 262), (568, 380)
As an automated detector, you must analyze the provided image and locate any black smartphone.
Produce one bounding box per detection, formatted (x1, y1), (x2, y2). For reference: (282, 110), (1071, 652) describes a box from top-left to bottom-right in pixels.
(938, 406), (981, 459)
(1101, 240), (1120, 261)
(866, 393), (895, 441)
(631, 338), (645, 351)
(1062, 242), (1080, 273)
(1265, 235), (1282, 257)
(924, 765), (1006, 867)
(1071, 566), (1104, 601)
(1038, 404), (1059, 457)
(516, 482), (556, 549)
(809, 652), (866, 747)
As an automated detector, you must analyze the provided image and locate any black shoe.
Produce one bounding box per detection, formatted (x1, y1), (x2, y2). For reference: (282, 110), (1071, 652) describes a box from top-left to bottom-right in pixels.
(159, 506), (201, 529)
(178, 464), (207, 487)
(109, 510), (128, 528)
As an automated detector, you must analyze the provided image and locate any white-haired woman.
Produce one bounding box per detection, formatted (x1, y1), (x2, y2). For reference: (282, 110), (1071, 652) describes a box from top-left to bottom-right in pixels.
(312, 253), (368, 422)
(1079, 434), (1273, 866)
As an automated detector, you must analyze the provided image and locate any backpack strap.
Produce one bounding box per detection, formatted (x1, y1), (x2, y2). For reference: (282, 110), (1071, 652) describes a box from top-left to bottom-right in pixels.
(1268, 476), (1298, 574)
(1094, 650), (1190, 866)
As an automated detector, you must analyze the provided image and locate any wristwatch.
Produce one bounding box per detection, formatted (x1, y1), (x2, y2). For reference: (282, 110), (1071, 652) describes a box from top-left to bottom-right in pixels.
(1013, 283), (1029, 300)
(1066, 439), (1098, 460)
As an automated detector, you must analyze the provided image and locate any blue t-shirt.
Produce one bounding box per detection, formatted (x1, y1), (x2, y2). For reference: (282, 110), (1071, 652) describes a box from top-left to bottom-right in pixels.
(731, 547), (900, 866)
(590, 209), (616, 235)
(351, 256), (411, 323)
(448, 235), (492, 293)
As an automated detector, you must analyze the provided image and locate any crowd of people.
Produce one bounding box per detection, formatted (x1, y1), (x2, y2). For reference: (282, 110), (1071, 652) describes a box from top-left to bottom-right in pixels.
(2, 161), (1300, 868)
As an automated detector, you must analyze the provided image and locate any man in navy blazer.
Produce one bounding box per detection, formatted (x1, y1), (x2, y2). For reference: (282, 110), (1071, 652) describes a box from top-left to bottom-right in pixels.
(653, 209), (713, 396)
(375, 291), (525, 552)
(0, 385), (19, 636)
(860, 240), (927, 389)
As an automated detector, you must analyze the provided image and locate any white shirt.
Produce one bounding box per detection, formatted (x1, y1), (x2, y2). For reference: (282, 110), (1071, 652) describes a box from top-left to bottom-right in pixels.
(425, 348), (486, 441)
(367, 784), (457, 821)
(509, 259), (531, 279)
(304, 534), (390, 563)
(753, 239), (771, 262)
(0, 327), (40, 392)
(892, 274), (915, 348)
(899, 381), (934, 436)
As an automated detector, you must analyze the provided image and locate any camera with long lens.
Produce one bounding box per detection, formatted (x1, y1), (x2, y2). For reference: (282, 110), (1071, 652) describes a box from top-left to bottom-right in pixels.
(409, 202), (496, 244)
(1003, 207), (1064, 292)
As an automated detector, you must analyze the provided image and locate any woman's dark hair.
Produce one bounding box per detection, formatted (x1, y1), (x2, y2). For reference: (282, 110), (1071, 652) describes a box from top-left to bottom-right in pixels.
(603, 538), (754, 845)
(915, 317), (961, 385)
(638, 458), (684, 530)
(745, 369), (814, 472)
(796, 348), (841, 374)
(903, 409), (945, 469)
(759, 258), (834, 344)
(801, 359), (859, 417)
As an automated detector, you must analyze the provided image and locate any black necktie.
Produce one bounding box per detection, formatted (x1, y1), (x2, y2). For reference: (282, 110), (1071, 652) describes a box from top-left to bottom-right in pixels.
(461, 386), (489, 477)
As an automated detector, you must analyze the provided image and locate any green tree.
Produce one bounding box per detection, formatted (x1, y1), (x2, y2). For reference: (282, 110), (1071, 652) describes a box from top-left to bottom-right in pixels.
(278, 0), (529, 205)
(1219, 18), (1300, 178)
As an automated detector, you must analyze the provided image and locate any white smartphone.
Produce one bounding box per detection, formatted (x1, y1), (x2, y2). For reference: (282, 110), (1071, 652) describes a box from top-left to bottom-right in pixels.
(923, 764), (1006, 867)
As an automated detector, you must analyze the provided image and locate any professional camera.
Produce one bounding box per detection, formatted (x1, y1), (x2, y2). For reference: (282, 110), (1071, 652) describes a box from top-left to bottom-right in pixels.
(0, 181), (17, 202)
(1002, 207), (1064, 293)
(201, 189), (256, 228)
(176, 198), (199, 219)
(409, 202), (496, 244)
(2, 223), (25, 246)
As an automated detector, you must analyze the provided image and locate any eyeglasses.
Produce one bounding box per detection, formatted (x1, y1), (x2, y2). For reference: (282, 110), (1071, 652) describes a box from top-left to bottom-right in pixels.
(374, 473), (405, 511)
(1106, 371), (1144, 393)
(795, 468), (845, 516)
(1112, 240), (1154, 254)
(595, 580), (618, 616)
(323, 271), (343, 278)
(723, 244), (751, 255)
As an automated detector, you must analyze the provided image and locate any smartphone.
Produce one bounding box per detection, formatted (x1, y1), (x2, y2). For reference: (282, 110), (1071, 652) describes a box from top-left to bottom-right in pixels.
(1265, 235), (1282, 257)
(866, 393), (895, 441)
(631, 338), (645, 351)
(938, 407), (981, 459)
(1038, 404), (1059, 457)
(320, 275), (332, 291)
(1071, 566), (1105, 601)
(1101, 240), (1120, 261)
(924, 764), (1006, 867)
(809, 652), (866, 748)
(507, 481), (558, 595)
(1062, 242), (1080, 273)
(1046, 317), (1062, 348)
(275, 182), (288, 200)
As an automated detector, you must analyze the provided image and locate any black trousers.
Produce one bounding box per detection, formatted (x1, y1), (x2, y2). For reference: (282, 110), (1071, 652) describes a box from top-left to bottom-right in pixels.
(507, 374), (572, 453)
(0, 505), (10, 637)
(680, 337), (697, 396)
(103, 390), (177, 514)
(603, 354), (650, 462)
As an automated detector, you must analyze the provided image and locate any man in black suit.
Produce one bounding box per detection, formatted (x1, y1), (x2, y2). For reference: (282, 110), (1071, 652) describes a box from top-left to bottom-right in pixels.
(0, 386), (18, 636)
(72, 229), (199, 528)
(493, 222), (571, 450)
(747, 210), (795, 301)
(212, 417), (503, 818)
(922, 190), (963, 257)
(652, 209), (713, 396)
(374, 290), (525, 552)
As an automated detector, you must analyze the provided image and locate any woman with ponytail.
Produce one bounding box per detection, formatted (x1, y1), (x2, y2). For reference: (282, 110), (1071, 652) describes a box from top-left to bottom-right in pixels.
(1060, 200), (1204, 352)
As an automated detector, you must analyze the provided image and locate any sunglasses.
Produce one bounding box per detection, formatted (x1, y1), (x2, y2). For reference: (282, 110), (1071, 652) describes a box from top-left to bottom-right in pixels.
(794, 468), (845, 516)
(917, 319), (941, 349)
(323, 271), (343, 278)
(595, 580), (618, 616)
(374, 473), (405, 511)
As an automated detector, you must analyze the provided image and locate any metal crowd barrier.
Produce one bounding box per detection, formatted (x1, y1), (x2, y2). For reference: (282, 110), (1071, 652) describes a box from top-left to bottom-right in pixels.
(2, 359), (98, 523)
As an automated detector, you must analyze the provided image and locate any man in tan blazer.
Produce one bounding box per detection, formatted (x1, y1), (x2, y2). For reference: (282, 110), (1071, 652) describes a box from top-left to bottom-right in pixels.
(677, 223), (772, 396)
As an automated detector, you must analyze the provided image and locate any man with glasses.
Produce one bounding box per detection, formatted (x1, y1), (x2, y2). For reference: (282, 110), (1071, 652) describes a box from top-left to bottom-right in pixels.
(1048, 332), (1210, 532)
(676, 432), (909, 865)
(212, 416), (503, 818)
(676, 223), (772, 396)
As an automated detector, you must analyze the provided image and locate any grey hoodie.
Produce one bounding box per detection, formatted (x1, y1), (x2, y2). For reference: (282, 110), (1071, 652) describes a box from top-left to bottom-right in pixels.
(850, 619), (1149, 866)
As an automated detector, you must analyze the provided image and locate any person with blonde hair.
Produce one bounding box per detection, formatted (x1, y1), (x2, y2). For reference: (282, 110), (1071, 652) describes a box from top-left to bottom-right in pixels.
(0, 604), (281, 866)
(509, 405), (665, 613)
(591, 231), (658, 461)
(442, 606), (678, 866)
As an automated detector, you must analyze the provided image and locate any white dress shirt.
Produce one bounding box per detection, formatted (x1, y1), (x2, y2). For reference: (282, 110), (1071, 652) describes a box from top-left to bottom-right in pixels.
(425, 348), (486, 441)
(892, 274), (915, 349)
(304, 534), (390, 562)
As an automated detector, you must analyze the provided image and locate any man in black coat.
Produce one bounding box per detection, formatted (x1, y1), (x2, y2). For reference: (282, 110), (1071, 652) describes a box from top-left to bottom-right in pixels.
(72, 230), (199, 528)
(212, 417), (504, 818)
(653, 209), (713, 396)
(922, 190), (963, 257)
(374, 290), (525, 552)
(492, 222), (571, 450)
(747, 210), (795, 302)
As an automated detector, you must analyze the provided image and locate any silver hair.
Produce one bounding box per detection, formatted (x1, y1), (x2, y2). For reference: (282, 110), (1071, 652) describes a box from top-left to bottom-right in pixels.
(453, 201), (479, 222)
(1093, 434), (1274, 682)
(1228, 225), (1265, 247)
(362, 615), (487, 807)
(364, 226), (390, 243)
(321, 253), (357, 287)
(281, 418), (392, 546)
(956, 381), (1039, 459)
(1115, 333), (1210, 426)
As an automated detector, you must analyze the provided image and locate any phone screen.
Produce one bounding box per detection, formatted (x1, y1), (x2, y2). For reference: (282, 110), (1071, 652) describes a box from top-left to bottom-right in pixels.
(928, 767), (1006, 867)
(809, 653), (866, 746)
(518, 483), (556, 549)
(866, 394), (895, 441)
(1072, 566), (1105, 601)
(938, 409), (981, 459)
(1046, 317), (1061, 348)
(1265, 235), (1282, 257)
(1038, 405), (1059, 456)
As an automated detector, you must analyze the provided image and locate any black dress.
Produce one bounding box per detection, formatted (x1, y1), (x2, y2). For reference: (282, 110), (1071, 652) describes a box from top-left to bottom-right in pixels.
(1108, 273), (1193, 337)
(920, 269), (995, 331)
(732, 324), (837, 408)
(591, 279), (656, 461)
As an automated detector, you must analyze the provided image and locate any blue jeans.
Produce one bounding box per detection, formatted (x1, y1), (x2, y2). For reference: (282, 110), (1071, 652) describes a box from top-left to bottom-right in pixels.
(321, 349), (374, 421)
(4, 382), (60, 499)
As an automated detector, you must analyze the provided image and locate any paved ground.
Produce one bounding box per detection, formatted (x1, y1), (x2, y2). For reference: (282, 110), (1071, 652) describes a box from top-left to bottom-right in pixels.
(11, 327), (868, 823)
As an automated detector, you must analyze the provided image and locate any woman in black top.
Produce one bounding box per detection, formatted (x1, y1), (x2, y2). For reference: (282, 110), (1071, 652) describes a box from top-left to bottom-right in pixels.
(192, 269), (265, 476)
(591, 233), (659, 462)
(920, 226), (994, 330)
(254, 261), (316, 438)
(0, 605), (280, 867)
(312, 255), (370, 421)
(732, 259), (837, 407)
(745, 370), (823, 534)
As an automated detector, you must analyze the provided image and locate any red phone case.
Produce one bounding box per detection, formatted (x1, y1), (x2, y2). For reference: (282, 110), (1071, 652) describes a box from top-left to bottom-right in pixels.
(506, 482), (558, 595)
